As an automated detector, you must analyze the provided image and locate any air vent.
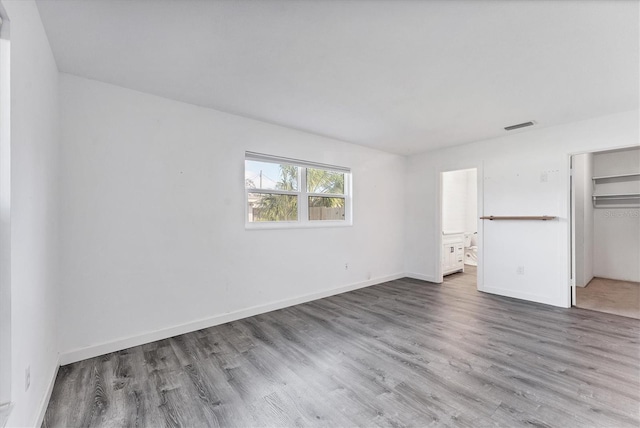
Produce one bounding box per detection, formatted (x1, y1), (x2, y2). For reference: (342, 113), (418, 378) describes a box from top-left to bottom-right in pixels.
(504, 121), (535, 131)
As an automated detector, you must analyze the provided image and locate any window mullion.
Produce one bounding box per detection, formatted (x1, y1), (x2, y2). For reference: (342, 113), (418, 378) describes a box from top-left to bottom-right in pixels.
(307, 192), (345, 198)
(346, 172), (352, 223)
(300, 167), (308, 223)
(248, 188), (297, 196)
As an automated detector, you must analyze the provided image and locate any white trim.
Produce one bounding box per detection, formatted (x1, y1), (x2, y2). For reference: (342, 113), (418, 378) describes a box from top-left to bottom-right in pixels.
(245, 151), (350, 173)
(60, 273), (405, 365)
(34, 356), (60, 428)
(436, 169), (444, 282)
(566, 143), (640, 308)
(0, 1), (10, 409)
(437, 165), (483, 288)
(56, 266), (585, 367)
(307, 192), (345, 198)
(299, 165), (307, 221)
(482, 285), (567, 308)
(477, 164), (485, 291)
(247, 188), (298, 197)
(245, 220), (352, 230)
(569, 154), (576, 305)
(405, 272), (440, 283)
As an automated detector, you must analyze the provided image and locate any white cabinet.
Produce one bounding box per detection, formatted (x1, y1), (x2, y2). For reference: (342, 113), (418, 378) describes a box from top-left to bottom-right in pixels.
(442, 233), (464, 276)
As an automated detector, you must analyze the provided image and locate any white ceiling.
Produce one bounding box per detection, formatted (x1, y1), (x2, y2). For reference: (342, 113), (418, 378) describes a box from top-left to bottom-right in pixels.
(36, 0), (639, 154)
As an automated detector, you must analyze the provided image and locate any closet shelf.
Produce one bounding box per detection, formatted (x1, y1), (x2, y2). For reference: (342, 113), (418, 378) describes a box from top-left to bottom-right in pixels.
(592, 193), (640, 199)
(592, 173), (640, 181)
(592, 172), (640, 208)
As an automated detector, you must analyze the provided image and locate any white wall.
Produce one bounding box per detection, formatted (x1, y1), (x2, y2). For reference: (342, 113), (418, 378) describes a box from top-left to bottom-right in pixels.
(58, 74), (406, 362)
(441, 168), (477, 234)
(572, 153), (594, 287)
(3, 1), (60, 426)
(592, 147), (640, 282)
(0, 0), (11, 412)
(405, 110), (639, 307)
(465, 169), (478, 233)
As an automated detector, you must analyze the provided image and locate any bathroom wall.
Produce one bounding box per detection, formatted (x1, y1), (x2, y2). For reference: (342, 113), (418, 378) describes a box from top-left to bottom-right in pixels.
(442, 168), (477, 234)
(592, 146), (640, 282)
(465, 169), (478, 233)
(572, 153), (594, 287)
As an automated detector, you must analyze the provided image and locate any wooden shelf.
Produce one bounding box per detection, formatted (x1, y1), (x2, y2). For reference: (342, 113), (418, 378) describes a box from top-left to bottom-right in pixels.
(480, 216), (556, 221)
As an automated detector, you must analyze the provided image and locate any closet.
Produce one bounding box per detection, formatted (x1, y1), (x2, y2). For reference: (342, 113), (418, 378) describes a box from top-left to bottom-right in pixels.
(572, 146), (640, 318)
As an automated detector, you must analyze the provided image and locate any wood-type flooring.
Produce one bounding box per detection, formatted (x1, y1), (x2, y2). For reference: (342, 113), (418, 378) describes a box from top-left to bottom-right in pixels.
(576, 276), (640, 319)
(43, 268), (640, 427)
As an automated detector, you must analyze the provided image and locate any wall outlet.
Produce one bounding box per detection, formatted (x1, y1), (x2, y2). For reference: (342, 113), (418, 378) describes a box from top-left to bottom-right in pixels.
(25, 366), (30, 392)
(517, 266), (525, 275)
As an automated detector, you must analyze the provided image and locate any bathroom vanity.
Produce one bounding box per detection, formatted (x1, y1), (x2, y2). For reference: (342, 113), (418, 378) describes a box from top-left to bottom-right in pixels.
(442, 232), (465, 276)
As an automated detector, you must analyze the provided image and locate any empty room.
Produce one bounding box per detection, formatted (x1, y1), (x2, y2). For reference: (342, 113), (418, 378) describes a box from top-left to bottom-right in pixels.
(1, 1), (639, 427)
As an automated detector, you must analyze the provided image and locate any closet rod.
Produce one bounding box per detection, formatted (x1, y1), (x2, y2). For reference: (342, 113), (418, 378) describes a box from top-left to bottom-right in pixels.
(480, 216), (556, 221)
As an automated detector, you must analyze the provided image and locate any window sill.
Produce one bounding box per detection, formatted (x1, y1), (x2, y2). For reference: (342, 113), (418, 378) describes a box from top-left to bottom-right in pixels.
(245, 221), (353, 230)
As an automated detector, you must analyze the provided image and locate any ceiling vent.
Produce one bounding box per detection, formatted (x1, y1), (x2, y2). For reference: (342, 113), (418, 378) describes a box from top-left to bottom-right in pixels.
(504, 121), (535, 131)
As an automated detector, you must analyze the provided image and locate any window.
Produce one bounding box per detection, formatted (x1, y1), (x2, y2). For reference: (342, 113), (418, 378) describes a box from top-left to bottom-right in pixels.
(245, 152), (351, 228)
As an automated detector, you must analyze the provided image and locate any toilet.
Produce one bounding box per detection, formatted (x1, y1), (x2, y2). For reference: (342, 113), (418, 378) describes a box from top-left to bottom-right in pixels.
(464, 232), (478, 266)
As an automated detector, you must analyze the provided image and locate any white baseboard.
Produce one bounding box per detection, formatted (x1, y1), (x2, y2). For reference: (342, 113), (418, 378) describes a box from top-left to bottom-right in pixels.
(575, 274), (594, 288)
(60, 273), (405, 365)
(405, 272), (440, 283)
(481, 285), (568, 308)
(34, 355), (60, 428)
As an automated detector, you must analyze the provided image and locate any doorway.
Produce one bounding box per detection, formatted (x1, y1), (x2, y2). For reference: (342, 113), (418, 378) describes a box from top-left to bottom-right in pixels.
(571, 146), (640, 319)
(440, 168), (478, 290)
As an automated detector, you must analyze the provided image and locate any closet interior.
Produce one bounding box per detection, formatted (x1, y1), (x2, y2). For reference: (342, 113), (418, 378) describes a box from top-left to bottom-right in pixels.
(572, 146), (640, 318)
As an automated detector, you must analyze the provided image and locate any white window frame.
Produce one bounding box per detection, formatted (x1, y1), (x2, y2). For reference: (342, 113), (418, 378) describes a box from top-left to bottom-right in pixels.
(245, 152), (352, 229)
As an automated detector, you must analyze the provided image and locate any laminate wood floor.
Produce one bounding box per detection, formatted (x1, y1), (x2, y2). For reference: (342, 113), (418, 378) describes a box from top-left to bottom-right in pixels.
(44, 270), (640, 428)
(576, 277), (640, 319)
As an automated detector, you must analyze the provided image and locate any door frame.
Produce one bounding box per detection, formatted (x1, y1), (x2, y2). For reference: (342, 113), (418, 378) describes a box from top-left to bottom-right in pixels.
(568, 143), (640, 306)
(437, 164), (484, 290)
(0, 1), (10, 409)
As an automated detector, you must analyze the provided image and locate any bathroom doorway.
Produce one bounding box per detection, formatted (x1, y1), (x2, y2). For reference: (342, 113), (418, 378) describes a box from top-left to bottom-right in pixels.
(571, 146), (640, 319)
(440, 168), (478, 290)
